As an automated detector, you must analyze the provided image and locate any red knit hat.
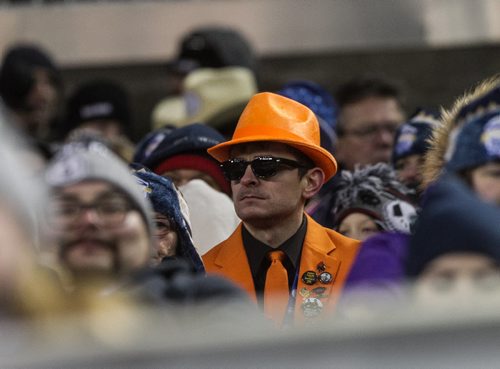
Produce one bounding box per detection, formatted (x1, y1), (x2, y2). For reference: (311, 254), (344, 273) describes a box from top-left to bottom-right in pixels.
(153, 154), (231, 195)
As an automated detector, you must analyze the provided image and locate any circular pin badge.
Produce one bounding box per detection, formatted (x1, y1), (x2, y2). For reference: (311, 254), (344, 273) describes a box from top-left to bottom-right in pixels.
(301, 271), (318, 285)
(301, 297), (323, 318)
(319, 272), (332, 284)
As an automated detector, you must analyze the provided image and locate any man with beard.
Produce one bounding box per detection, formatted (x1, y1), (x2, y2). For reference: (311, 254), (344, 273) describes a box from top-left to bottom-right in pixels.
(44, 141), (155, 291)
(203, 92), (360, 326)
(44, 141), (248, 309)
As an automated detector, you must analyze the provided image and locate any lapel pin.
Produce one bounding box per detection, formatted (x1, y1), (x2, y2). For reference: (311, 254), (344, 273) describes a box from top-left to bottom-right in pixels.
(319, 272), (333, 284)
(301, 297), (323, 318)
(316, 262), (326, 272)
(301, 271), (318, 285)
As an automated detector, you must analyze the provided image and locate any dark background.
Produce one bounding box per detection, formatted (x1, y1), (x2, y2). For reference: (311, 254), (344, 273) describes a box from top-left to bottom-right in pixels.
(61, 43), (500, 142)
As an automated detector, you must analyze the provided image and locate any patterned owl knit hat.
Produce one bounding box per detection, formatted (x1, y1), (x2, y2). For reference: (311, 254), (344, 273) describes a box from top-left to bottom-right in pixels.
(331, 163), (418, 234)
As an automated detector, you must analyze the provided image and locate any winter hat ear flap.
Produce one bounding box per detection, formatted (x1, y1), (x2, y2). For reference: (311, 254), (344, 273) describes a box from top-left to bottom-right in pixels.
(331, 163), (418, 234)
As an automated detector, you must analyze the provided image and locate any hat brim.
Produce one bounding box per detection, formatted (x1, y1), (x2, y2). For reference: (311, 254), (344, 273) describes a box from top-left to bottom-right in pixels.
(207, 126), (337, 181)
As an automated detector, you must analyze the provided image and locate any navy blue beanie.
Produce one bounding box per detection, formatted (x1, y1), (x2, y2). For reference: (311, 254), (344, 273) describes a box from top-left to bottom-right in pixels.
(277, 80), (337, 128)
(392, 109), (439, 165)
(277, 80), (337, 153)
(406, 174), (500, 277)
(445, 86), (500, 173)
(277, 80), (337, 154)
(137, 123), (225, 170)
(133, 125), (176, 164)
(133, 123), (231, 195)
(0, 44), (60, 111)
(133, 170), (204, 273)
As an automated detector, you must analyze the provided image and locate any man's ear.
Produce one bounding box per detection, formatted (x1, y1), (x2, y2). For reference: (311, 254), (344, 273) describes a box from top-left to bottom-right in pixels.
(302, 168), (325, 200)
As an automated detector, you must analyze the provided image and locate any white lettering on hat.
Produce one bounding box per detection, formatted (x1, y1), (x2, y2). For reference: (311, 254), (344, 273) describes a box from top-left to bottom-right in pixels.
(395, 125), (417, 156)
(481, 115), (500, 157)
(80, 102), (114, 120)
(45, 155), (88, 185)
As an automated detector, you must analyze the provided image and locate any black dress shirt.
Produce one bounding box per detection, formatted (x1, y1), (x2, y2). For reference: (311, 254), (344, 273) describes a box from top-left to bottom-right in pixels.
(242, 217), (307, 304)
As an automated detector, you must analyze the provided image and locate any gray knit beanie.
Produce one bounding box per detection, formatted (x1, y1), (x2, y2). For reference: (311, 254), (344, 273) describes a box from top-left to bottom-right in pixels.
(45, 141), (155, 240)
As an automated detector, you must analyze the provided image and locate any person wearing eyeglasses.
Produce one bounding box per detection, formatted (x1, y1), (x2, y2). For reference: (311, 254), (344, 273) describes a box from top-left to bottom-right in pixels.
(334, 76), (406, 171)
(44, 142), (156, 291)
(202, 92), (360, 326)
(44, 143), (249, 311)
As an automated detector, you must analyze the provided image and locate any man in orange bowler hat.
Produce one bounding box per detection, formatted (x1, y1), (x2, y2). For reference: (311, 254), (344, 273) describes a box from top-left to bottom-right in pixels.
(203, 92), (360, 326)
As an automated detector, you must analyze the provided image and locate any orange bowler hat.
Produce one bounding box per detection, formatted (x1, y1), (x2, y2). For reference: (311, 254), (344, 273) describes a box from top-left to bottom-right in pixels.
(207, 92), (337, 180)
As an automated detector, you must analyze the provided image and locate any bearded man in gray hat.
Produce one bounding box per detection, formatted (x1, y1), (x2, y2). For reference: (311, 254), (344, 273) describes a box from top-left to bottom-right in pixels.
(44, 141), (248, 308)
(44, 141), (155, 291)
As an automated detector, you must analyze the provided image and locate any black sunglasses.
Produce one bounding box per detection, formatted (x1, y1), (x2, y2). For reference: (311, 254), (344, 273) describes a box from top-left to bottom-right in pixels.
(220, 156), (309, 181)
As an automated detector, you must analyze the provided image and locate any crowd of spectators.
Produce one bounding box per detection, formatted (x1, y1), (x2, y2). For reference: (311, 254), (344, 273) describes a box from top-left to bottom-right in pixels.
(0, 25), (499, 366)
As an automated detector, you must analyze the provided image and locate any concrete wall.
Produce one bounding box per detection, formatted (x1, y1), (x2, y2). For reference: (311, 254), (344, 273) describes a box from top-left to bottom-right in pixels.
(2, 0), (500, 66)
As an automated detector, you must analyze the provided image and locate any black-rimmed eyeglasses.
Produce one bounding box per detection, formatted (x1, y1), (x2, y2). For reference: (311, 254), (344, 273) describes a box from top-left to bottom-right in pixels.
(48, 197), (133, 229)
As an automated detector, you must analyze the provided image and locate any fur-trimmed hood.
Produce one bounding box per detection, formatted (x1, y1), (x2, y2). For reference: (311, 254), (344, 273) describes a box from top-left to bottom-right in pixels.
(421, 75), (500, 188)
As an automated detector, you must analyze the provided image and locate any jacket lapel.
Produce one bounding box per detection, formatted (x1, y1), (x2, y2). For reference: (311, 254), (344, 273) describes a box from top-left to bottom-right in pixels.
(213, 224), (257, 302)
(294, 215), (342, 322)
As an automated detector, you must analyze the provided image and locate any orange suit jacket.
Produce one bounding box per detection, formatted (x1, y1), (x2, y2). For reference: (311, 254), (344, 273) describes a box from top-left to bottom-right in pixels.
(203, 214), (360, 323)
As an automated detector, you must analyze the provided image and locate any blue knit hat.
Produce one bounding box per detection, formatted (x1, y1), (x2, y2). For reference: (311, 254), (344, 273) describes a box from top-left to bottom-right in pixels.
(132, 125), (176, 164)
(277, 80), (337, 153)
(133, 123), (230, 194)
(277, 80), (337, 128)
(133, 170), (205, 273)
(136, 123), (225, 169)
(392, 108), (440, 165)
(445, 84), (500, 173)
